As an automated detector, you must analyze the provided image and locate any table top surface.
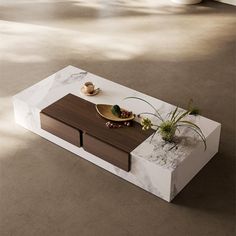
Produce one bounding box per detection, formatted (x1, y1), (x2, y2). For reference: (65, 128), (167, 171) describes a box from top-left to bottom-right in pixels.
(14, 65), (221, 171)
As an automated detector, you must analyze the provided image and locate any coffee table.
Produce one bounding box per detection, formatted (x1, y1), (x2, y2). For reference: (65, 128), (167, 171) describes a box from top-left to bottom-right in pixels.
(13, 66), (221, 202)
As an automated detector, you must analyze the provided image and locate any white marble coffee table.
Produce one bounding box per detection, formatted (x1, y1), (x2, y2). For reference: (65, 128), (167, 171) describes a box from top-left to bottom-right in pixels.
(13, 66), (221, 202)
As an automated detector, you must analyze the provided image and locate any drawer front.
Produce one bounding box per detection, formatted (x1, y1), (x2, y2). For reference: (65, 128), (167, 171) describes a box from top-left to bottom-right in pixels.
(83, 133), (130, 172)
(40, 113), (82, 147)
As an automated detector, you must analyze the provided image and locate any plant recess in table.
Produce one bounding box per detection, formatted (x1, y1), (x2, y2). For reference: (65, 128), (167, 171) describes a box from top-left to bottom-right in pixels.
(125, 97), (206, 150)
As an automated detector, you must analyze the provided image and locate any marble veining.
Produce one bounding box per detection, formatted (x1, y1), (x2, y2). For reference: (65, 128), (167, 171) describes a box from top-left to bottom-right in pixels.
(132, 127), (202, 171)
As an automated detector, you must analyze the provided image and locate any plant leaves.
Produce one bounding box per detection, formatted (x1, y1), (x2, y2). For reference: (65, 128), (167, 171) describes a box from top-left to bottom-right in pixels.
(174, 110), (191, 124)
(177, 125), (207, 151)
(138, 112), (162, 121)
(179, 120), (205, 137)
(124, 97), (164, 121)
(171, 106), (179, 122)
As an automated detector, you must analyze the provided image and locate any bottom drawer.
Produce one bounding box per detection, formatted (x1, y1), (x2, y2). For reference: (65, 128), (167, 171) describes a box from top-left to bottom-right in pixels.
(83, 133), (130, 172)
(40, 113), (82, 147)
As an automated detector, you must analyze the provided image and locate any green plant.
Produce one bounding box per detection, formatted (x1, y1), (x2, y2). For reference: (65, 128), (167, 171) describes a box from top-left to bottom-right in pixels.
(125, 97), (206, 150)
(188, 99), (200, 116)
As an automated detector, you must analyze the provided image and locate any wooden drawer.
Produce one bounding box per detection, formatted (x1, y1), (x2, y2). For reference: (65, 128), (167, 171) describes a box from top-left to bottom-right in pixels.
(40, 113), (82, 147)
(83, 133), (130, 172)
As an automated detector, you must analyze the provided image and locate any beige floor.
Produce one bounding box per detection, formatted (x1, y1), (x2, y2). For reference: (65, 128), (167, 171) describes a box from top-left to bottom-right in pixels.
(0, 0), (235, 235)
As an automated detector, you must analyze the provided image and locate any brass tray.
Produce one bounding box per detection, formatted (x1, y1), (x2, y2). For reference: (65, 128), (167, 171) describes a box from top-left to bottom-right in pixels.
(95, 104), (135, 122)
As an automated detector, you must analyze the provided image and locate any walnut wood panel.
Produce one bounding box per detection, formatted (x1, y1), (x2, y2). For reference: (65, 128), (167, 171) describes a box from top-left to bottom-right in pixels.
(40, 94), (154, 171)
(41, 94), (153, 153)
(40, 112), (82, 147)
(83, 133), (130, 171)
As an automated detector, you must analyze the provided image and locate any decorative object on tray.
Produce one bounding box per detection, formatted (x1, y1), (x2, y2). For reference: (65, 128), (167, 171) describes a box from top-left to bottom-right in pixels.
(81, 81), (100, 96)
(125, 97), (206, 150)
(96, 104), (135, 122)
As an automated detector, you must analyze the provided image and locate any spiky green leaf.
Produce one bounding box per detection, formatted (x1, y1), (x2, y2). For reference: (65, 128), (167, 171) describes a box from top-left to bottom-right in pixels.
(124, 97), (164, 121)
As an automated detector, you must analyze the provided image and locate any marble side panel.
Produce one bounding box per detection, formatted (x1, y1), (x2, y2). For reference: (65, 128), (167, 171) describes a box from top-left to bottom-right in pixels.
(170, 125), (221, 201)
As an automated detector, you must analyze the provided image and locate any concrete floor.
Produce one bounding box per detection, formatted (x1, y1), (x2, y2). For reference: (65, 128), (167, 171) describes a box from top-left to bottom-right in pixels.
(0, 0), (235, 235)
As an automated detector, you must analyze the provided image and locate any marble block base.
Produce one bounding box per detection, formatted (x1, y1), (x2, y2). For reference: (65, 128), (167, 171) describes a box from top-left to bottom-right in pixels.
(13, 66), (221, 202)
